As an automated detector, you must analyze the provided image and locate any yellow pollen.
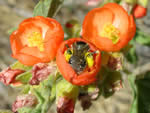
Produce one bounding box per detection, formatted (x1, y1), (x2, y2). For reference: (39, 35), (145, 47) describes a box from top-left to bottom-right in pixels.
(100, 23), (120, 44)
(28, 32), (44, 51)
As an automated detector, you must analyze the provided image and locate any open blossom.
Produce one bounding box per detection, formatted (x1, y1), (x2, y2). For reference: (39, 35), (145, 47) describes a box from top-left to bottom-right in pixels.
(10, 16), (64, 66)
(82, 3), (136, 52)
(0, 67), (24, 85)
(56, 38), (101, 85)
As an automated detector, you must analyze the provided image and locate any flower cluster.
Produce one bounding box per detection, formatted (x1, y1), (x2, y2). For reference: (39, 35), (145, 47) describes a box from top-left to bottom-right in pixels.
(0, 2), (138, 113)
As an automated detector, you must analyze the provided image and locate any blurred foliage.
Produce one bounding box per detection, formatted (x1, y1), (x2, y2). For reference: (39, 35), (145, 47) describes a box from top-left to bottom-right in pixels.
(129, 72), (150, 113)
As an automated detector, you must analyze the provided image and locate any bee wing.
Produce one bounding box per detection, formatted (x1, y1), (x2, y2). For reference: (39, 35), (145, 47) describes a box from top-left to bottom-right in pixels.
(73, 42), (78, 56)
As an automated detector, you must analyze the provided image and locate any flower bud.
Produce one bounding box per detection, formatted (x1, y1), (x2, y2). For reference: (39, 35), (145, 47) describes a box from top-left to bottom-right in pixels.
(57, 97), (75, 113)
(12, 94), (37, 112)
(87, 84), (100, 100)
(78, 94), (92, 111)
(107, 52), (123, 71)
(29, 62), (57, 85)
(133, 4), (147, 18)
(0, 67), (24, 85)
(56, 79), (79, 113)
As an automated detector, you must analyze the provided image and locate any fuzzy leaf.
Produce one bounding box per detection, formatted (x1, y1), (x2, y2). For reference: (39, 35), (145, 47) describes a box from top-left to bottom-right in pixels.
(129, 72), (150, 113)
(56, 79), (78, 113)
(11, 61), (32, 71)
(16, 73), (56, 113)
(128, 75), (138, 113)
(56, 79), (79, 101)
(16, 71), (32, 84)
(102, 71), (122, 98)
(33, 0), (64, 17)
(126, 41), (138, 65)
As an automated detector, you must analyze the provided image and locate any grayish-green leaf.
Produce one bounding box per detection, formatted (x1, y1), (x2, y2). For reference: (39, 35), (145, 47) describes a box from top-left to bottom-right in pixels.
(33, 0), (64, 17)
(56, 79), (79, 101)
(18, 75), (56, 113)
(126, 41), (138, 65)
(129, 72), (150, 113)
(16, 71), (32, 84)
(11, 61), (32, 71)
(129, 75), (138, 113)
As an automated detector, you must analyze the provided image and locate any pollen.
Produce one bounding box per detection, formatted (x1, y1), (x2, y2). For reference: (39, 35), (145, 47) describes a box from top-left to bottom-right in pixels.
(100, 23), (120, 44)
(64, 49), (73, 62)
(28, 32), (44, 51)
(85, 52), (94, 68)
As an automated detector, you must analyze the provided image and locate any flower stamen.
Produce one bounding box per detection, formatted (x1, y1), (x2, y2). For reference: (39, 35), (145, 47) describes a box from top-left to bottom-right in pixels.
(100, 23), (120, 44)
(28, 32), (44, 51)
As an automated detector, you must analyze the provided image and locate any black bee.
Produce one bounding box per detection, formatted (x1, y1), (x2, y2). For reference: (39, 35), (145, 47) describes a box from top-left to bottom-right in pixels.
(68, 41), (90, 74)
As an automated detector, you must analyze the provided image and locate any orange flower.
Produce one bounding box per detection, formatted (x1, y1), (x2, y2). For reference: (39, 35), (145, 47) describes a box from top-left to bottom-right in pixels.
(56, 38), (101, 85)
(82, 3), (136, 52)
(10, 16), (64, 66)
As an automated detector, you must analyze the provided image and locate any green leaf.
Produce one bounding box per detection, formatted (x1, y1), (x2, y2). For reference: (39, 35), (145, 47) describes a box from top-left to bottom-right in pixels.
(47, 0), (64, 17)
(20, 85), (31, 94)
(136, 72), (150, 113)
(22, 75), (56, 113)
(33, 0), (64, 17)
(128, 75), (138, 113)
(135, 30), (150, 46)
(126, 41), (138, 65)
(33, 0), (52, 17)
(129, 72), (150, 113)
(11, 61), (32, 71)
(16, 71), (32, 84)
(56, 79), (79, 101)
(102, 71), (122, 98)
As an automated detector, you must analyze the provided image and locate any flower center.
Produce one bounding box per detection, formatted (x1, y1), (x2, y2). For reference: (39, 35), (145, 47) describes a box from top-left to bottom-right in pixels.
(100, 23), (120, 44)
(28, 32), (44, 52)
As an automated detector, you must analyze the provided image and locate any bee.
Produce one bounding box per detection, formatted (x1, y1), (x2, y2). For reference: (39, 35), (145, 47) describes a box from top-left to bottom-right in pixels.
(65, 41), (89, 74)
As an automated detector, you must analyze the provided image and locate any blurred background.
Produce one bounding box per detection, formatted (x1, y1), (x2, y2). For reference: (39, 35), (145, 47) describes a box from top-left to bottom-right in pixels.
(0, 0), (150, 113)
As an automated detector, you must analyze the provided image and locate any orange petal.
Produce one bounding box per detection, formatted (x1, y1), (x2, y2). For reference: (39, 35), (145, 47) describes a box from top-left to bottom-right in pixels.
(15, 53), (42, 66)
(128, 15), (136, 40)
(82, 7), (114, 41)
(103, 3), (129, 35)
(19, 23), (42, 46)
(10, 31), (24, 55)
(20, 47), (50, 62)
